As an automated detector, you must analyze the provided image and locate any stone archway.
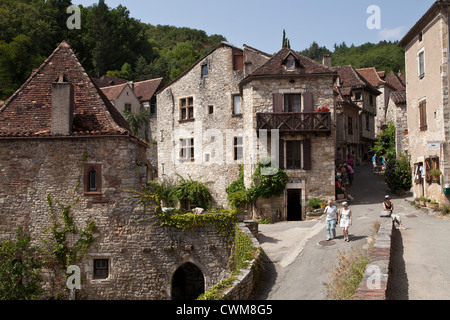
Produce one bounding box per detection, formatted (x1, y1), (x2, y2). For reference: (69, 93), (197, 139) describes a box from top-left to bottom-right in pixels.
(171, 262), (205, 300)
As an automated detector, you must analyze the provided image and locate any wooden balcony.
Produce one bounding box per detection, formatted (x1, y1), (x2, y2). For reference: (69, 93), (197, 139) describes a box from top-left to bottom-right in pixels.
(256, 112), (332, 133)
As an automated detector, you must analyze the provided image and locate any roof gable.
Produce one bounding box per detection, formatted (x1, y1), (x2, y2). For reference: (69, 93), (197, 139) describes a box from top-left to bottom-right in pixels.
(0, 41), (131, 138)
(246, 47), (336, 79)
(333, 65), (381, 95)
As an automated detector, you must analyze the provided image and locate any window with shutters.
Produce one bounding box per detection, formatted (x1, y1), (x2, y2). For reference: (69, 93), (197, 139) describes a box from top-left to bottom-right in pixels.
(280, 139), (312, 170)
(419, 99), (427, 131)
(426, 156), (440, 184)
(180, 97), (194, 121)
(284, 94), (302, 113)
(233, 49), (244, 71)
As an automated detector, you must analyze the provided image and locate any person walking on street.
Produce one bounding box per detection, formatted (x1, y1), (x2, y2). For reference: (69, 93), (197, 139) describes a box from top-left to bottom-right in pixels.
(338, 202), (352, 242)
(324, 200), (338, 241)
(383, 195), (405, 230)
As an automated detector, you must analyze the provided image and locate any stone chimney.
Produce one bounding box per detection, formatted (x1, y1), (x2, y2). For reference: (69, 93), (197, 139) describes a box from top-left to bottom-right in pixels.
(51, 73), (74, 135)
(323, 54), (332, 68)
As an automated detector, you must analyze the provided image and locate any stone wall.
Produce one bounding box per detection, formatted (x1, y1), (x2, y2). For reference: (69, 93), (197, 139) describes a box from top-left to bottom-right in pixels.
(223, 223), (262, 300)
(0, 137), (233, 299)
(354, 217), (394, 300)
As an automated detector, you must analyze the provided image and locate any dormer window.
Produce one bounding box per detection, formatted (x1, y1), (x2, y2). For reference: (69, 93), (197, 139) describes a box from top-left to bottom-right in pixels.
(286, 56), (296, 71)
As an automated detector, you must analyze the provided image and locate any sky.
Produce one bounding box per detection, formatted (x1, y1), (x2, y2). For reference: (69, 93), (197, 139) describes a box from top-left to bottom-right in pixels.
(72, 0), (436, 54)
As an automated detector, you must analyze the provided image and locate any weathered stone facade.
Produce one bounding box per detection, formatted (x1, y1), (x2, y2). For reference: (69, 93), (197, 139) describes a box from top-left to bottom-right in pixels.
(0, 42), (235, 300)
(158, 43), (338, 221)
(157, 43), (271, 208)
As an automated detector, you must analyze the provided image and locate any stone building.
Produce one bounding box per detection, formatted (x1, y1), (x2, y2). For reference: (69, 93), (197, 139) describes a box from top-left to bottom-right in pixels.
(0, 41), (234, 300)
(399, 0), (450, 205)
(157, 42), (338, 221)
(333, 65), (381, 164)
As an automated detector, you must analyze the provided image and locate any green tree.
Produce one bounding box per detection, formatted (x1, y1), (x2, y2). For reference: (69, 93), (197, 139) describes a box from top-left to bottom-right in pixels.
(0, 227), (43, 300)
(372, 122), (396, 161)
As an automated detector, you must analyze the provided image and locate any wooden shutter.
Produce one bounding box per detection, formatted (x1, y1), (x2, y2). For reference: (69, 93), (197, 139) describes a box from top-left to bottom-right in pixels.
(279, 139), (285, 170)
(273, 93), (284, 113)
(419, 100), (427, 131)
(303, 92), (314, 112)
(303, 139), (312, 170)
(425, 158), (432, 184)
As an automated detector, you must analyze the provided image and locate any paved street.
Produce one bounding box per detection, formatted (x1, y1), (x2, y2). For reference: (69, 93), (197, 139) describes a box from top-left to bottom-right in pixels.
(253, 164), (450, 300)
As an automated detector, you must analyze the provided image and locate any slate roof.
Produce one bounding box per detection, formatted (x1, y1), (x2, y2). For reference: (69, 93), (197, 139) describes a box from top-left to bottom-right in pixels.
(242, 47), (336, 84)
(0, 41), (132, 138)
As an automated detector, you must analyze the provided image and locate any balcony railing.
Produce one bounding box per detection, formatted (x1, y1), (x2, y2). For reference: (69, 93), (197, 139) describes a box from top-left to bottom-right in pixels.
(256, 112), (332, 133)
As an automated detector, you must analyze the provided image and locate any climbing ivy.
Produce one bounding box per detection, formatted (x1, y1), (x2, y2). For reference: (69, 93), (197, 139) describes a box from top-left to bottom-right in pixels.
(43, 151), (97, 270)
(226, 159), (289, 210)
(45, 194), (96, 270)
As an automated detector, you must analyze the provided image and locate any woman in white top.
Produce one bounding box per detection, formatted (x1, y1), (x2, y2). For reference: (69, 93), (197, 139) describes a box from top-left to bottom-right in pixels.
(338, 202), (352, 242)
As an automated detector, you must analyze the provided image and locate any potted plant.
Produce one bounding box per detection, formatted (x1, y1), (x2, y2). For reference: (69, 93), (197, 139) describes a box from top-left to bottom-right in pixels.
(427, 201), (440, 210)
(429, 169), (442, 182)
(316, 106), (330, 113)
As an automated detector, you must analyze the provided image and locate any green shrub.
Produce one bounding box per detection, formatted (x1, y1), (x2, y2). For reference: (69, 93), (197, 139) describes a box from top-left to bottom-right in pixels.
(384, 153), (412, 194)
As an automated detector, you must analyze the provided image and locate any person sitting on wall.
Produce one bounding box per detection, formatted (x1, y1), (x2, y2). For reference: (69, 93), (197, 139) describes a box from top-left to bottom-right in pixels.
(382, 195), (406, 230)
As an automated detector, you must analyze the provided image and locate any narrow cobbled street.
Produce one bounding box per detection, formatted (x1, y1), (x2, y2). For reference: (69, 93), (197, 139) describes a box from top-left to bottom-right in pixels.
(254, 164), (450, 300)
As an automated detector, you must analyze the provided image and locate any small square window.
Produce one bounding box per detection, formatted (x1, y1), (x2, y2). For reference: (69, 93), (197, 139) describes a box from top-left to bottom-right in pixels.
(208, 106), (214, 114)
(93, 259), (109, 280)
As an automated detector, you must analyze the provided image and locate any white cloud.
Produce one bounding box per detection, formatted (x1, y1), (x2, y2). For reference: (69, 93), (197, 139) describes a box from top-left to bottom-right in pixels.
(378, 26), (407, 41)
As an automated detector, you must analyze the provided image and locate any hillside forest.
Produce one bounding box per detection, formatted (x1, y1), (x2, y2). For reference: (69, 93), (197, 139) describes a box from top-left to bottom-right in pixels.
(0, 0), (405, 101)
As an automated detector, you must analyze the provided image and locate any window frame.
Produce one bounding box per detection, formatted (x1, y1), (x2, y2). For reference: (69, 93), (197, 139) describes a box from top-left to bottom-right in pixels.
(84, 164), (102, 195)
(93, 259), (109, 280)
(284, 94), (302, 113)
(180, 138), (195, 163)
(232, 95), (241, 115)
(234, 136), (243, 161)
(180, 97), (194, 121)
(418, 49), (425, 79)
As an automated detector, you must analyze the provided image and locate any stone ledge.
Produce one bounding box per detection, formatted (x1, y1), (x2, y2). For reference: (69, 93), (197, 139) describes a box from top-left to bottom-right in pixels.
(354, 217), (394, 300)
(222, 223), (262, 300)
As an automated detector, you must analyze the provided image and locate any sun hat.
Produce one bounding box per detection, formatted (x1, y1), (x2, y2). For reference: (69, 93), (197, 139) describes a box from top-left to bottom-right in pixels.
(342, 202), (348, 206)
(385, 195), (390, 199)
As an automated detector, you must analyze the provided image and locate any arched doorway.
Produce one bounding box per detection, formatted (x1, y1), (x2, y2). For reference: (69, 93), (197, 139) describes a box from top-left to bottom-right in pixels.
(171, 263), (205, 300)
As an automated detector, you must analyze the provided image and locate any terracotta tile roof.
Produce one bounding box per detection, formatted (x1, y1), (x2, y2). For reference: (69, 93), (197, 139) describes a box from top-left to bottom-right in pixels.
(0, 41), (131, 138)
(134, 78), (164, 102)
(333, 65), (381, 95)
(243, 48), (336, 82)
(356, 67), (395, 90)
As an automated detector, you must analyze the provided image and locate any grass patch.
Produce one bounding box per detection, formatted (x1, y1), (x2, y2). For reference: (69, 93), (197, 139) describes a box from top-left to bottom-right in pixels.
(324, 221), (379, 300)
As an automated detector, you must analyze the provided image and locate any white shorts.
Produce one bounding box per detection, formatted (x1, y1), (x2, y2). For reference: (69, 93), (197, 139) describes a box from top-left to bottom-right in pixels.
(340, 219), (351, 228)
